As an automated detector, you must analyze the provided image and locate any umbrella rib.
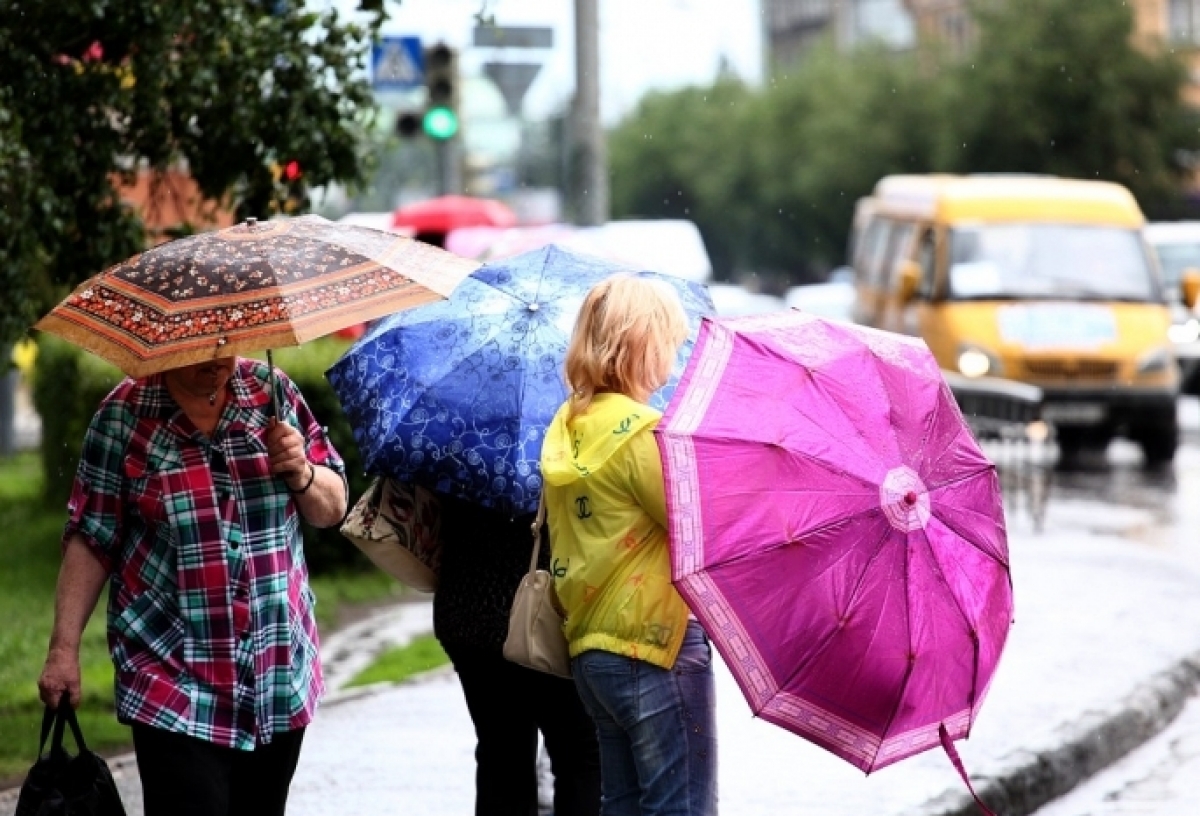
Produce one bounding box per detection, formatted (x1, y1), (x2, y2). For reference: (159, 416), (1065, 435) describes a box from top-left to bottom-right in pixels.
(697, 503), (887, 578)
(926, 468), (1012, 564)
(907, 528), (984, 724)
(864, 344), (910, 465)
(912, 525), (987, 715)
(668, 430), (880, 492)
(928, 509), (1009, 568)
(926, 460), (996, 493)
(780, 379), (884, 485)
(251, 234), (299, 346)
(917, 419), (992, 492)
(875, 530), (917, 768)
(774, 519), (896, 693)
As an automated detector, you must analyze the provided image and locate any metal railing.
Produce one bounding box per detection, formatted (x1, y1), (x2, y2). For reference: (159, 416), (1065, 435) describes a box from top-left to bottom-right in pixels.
(943, 371), (1051, 532)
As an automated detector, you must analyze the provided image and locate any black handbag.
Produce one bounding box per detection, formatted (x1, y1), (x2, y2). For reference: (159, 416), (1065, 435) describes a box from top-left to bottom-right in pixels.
(15, 700), (127, 816)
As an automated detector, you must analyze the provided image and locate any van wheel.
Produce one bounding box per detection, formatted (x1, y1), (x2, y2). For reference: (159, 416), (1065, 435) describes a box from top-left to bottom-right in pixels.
(1055, 427), (1108, 466)
(1134, 417), (1178, 467)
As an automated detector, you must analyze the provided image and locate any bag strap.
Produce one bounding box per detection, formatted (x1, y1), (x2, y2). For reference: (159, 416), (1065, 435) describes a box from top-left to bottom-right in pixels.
(527, 494), (547, 574)
(37, 704), (56, 759)
(939, 724), (996, 816)
(43, 695), (89, 760)
(59, 701), (88, 753)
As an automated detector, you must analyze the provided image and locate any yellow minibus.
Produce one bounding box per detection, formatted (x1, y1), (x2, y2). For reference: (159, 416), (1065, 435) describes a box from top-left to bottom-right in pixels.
(850, 174), (1198, 464)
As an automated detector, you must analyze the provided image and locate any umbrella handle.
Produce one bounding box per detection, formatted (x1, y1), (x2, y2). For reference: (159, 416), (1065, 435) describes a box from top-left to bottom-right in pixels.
(266, 349), (282, 422)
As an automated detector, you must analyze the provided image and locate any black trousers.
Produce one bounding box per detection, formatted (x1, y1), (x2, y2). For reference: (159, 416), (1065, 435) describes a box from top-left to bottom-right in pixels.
(131, 723), (305, 816)
(446, 643), (602, 816)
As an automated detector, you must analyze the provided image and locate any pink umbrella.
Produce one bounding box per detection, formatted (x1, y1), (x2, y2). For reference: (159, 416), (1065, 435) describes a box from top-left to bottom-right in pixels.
(656, 312), (1013, 780)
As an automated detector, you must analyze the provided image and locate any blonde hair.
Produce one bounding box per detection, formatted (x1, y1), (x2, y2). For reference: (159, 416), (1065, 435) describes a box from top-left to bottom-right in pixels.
(564, 275), (689, 419)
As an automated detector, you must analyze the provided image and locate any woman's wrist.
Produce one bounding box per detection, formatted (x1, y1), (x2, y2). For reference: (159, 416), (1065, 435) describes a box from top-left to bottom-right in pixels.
(287, 462), (316, 494)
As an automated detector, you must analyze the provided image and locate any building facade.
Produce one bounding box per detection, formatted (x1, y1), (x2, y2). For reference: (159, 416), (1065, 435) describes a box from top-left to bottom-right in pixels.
(903, 0), (1200, 98)
(765, 0), (916, 65)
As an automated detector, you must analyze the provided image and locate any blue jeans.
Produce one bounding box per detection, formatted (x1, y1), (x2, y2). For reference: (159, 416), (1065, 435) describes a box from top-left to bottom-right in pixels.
(571, 620), (717, 816)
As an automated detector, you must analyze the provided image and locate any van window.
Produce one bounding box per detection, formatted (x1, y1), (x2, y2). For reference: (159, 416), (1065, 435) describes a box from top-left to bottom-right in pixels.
(916, 230), (937, 299)
(857, 218), (890, 283)
(1152, 242), (1200, 290)
(948, 224), (1159, 301)
(883, 221), (917, 290)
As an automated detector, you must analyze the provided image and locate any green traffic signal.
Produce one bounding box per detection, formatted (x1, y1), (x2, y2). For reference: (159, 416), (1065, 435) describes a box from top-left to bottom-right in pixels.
(423, 106), (459, 140)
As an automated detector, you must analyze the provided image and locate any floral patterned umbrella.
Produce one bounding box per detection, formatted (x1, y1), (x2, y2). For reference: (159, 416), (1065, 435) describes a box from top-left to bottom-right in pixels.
(34, 215), (478, 379)
(326, 245), (715, 514)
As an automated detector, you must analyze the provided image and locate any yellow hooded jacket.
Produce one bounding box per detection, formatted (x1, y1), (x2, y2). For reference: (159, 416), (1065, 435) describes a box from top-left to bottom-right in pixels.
(540, 392), (690, 670)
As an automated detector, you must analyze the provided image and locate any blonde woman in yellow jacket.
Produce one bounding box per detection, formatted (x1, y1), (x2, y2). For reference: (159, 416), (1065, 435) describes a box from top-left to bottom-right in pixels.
(541, 276), (717, 816)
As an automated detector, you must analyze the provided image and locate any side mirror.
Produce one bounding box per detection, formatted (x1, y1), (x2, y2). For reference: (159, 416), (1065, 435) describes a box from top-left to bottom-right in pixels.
(1182, 268), (1200, 310)
(896, 260), (921, 304)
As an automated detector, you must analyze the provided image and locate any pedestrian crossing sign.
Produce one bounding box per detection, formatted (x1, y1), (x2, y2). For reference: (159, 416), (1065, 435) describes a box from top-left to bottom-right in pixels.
(372, 36), (424, 91)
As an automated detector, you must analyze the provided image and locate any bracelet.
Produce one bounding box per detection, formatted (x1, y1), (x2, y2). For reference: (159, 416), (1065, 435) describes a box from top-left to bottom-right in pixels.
(288, 463), (316, 495)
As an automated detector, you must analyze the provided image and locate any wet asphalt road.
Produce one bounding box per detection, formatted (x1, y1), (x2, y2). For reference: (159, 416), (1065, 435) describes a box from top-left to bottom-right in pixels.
(1019, 397), (1200, 572)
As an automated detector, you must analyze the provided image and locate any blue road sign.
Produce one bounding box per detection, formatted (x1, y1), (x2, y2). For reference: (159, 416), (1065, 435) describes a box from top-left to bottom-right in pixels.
(372, 36), (424, 91)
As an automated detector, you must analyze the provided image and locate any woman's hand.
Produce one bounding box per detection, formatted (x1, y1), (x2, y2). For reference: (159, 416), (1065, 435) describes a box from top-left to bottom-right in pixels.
(38, 646), (81, 709)
(266, 417), (311, 490)
(265, 418), (348, 527)
(39, 535), (107, 709)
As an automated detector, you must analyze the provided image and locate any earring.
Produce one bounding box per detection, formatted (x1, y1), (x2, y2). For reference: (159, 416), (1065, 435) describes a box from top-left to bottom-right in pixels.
(208, 391), (217, 406)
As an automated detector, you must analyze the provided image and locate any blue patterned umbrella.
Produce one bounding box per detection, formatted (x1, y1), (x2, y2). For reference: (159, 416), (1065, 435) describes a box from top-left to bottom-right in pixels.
(326, 245), (715, 514)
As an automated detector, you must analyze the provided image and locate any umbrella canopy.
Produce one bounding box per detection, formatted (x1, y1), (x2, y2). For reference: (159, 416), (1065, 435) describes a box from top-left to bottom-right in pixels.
(34, 215), (477, 378)
(391, 195), (517, 235)
(655, 311), (1013, 774)
(326, 244), (715, 514)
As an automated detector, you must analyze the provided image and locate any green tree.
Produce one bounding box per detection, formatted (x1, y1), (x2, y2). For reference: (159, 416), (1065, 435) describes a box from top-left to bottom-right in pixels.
(608, 0), (1199, 280)
(609, 78), (760, 279)
(609, 48), (940, 283)
(0, 0), (386, 346)
(752, 45), (941, 280)
(944, 0), (1199, 214)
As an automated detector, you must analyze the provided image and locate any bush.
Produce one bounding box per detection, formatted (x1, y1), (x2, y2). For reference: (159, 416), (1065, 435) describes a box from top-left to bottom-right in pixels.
(31, 335), (125, 510)
(30, 336), (369, 575)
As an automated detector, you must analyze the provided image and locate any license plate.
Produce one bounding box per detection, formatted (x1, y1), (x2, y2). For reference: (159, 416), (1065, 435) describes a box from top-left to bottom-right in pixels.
(1041, 402), (1107, 426)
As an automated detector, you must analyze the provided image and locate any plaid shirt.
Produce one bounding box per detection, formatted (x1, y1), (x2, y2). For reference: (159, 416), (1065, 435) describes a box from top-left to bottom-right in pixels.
(64, 358), (344, 750)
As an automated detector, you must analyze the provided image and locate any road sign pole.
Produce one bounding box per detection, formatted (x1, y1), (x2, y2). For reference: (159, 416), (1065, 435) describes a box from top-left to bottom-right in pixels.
(436, 138), (462, 196)
(573, 0), (607, 226)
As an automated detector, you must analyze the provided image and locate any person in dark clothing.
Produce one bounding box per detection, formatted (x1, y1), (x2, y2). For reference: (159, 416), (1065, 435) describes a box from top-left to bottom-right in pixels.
(434, 493), (601, 816)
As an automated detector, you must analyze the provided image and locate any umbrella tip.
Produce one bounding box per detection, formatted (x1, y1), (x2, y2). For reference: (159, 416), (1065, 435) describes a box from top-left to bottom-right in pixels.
(904, 491), (918, 506)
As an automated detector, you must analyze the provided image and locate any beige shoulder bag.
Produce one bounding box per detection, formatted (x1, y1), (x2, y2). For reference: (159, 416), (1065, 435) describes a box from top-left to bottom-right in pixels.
(502, 496), (572, 678)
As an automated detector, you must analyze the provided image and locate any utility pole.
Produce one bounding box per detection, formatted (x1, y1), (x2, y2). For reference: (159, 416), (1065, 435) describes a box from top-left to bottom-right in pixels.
(573, 0), (608, 226)
(436, 140), (462, 196)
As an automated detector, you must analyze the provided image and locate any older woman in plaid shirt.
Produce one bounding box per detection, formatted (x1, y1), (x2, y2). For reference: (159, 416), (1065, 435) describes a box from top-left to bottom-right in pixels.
(37, 356), (348, 816)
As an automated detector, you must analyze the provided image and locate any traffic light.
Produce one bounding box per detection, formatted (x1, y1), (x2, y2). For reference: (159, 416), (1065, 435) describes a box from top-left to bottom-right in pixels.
(422, 43), (459, 140)
(395, 111), (422, 138)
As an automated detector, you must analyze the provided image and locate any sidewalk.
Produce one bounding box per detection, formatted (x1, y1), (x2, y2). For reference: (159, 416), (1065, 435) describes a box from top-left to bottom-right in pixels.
(7, 496), (1200, 816)
(285, 499), (1200, 816)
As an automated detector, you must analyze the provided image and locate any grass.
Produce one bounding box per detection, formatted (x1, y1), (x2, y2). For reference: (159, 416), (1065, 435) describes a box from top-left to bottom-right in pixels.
(0, 452), (125, 782)
(345, 635), (450, 688)
(0, 452), (405, 784)
(308, 569), (406, 631)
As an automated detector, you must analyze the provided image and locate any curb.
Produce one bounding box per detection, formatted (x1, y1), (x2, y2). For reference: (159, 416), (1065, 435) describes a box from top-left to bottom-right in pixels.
(908, 652), (1200, 816)
(322, 660), (455, 708)
(0, 645), (451, 813)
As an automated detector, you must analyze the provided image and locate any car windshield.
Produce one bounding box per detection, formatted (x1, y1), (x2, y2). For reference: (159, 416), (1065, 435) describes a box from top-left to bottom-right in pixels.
(948, 224), (1158, 301)
(1150, 242), (1200, 292)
